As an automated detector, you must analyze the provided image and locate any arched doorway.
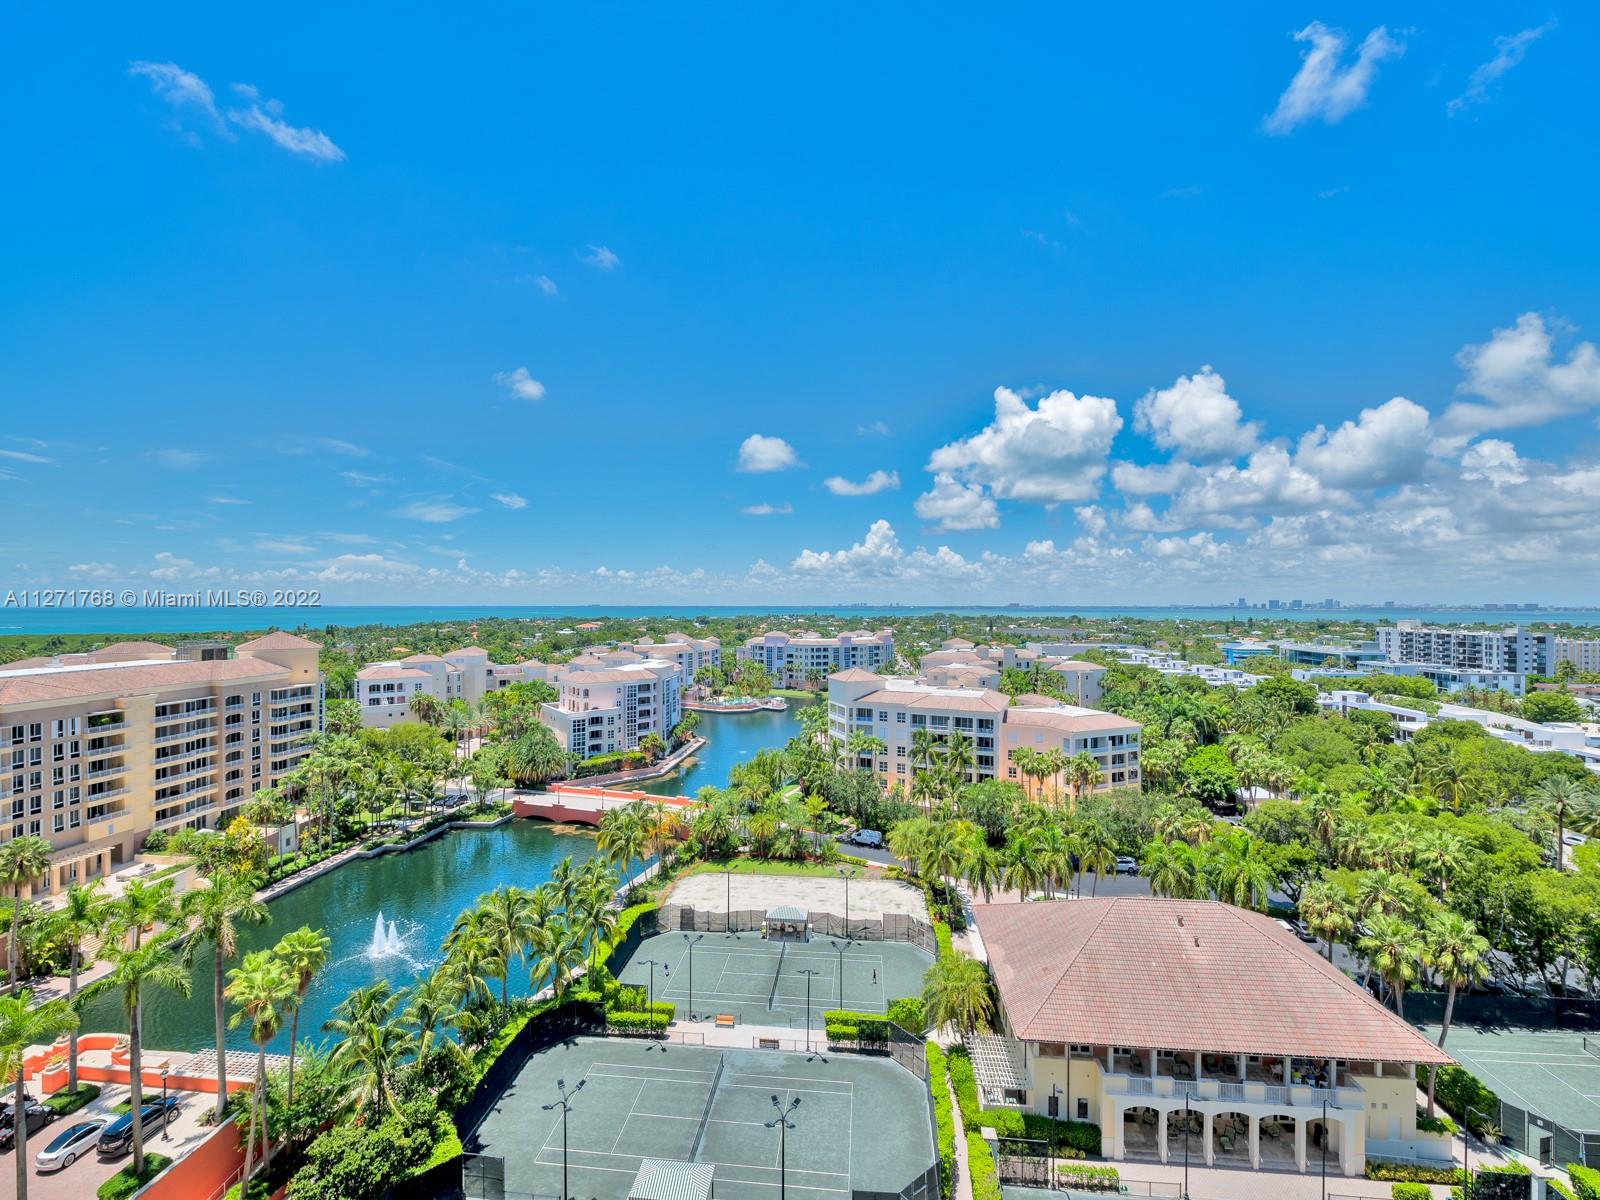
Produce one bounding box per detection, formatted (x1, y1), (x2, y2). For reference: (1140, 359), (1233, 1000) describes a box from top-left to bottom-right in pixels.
(1121, 1106), (1160, 1159)
(1306, 1116), (1343, 1173)
(1166, 1108), (1203, 1165)
(1258, 1113), (1298, 1169)
(1211, 1111), (1251, 1165)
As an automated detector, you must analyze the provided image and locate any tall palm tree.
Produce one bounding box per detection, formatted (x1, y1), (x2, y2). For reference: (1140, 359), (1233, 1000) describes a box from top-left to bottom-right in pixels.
(1533, 776), (1589, 872)
(1066, 751), (1103, 812)
(921, 954), (994, 1035)
(1359, 914), (1424, 1018)
(961, 837), (1005, 903)
(0, 836), (51, 987)
(182, 871), (270, 1119)
(104, 935), (191, 1178)
(406, 965), (464, 1057)
(1144, 840), (1201, 900)
(408, 691), (444, 726)
(274, 925), (331, 1109)
(1422, 911), (1489, 1115)
(325, 981), (416, 1115)
(1414, 831), (1467, 900)
(1010, 747), (1039, 803)
(572, 884), (619, 977)
(1077, 822), (1118, 897)
(110, 877), (179, 951)
(596, 803), (649, 870)
(478, 886), (539, 1007)
(56, 881), (108, 1093)
(1297, 879), (1352, 962)
(531, 923), (586, 999)
(1206, 834), (1278, 911)
(226, 949), (295, 1190)
(1029, 822), (1075, 899)
(0, 990), (77, 1200)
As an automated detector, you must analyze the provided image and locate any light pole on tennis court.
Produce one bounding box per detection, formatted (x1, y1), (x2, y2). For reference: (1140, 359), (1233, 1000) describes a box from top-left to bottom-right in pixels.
(683, 933), (704, 1021)
(798, 968), (820, 1053)
(835, 939), (853, 1007)
(767, 1095), (802, 1200)
(542, 1077), (585, 1200)
(838, 865), (858, 937)
(641, 957), (670, 1051)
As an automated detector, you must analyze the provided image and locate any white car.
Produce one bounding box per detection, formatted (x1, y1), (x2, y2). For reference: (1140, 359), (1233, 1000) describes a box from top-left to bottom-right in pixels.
(35, 1118), (106, 1172)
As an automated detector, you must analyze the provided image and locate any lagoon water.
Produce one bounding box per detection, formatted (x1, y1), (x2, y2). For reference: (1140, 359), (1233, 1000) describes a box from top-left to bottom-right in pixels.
(76, 706), (805, 1053)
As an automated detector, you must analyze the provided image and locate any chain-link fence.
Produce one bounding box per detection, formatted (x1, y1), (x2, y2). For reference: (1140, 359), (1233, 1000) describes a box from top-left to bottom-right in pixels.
(659, 904), (936, 953)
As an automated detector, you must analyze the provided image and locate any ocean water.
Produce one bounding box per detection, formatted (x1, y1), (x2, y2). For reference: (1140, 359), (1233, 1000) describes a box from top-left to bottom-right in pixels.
(5, 603), (1598, 638)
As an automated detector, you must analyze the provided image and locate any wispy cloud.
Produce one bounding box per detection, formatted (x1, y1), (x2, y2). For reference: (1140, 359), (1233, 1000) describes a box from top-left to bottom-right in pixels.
(0, 449), (54, 465)
(494, 366), (546, 401)
(824, 469), (901, 497)
(227, 87), (345, 162)
(130, 62), (342, 161)
(742, 502), (793, 516)
(128, 61), (227, 138)
(857, 420), (891, 437)
(533, 274), (558, 295)
(399, 498), (477, 523)
(1448, 23), (1554, 116)
(1264, 22), (1405, 134)
(582, 245), (620, 271)
(490, 492), (528, 510)
(1161, 184), (1205, 200)
(207, 495), (251, 505)
(279, 437), (369, 458)
(340, 470), (390, 487)
(150, 448), (206, 470)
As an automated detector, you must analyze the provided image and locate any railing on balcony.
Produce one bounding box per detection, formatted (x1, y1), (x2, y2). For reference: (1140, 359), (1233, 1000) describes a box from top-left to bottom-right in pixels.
(85, 764), (126, 780)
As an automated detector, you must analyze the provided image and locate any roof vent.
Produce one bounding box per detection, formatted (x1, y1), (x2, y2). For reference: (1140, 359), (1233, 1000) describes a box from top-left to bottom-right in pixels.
(1194, 936), (1200, 948)
(1176, 915), (1184, 927)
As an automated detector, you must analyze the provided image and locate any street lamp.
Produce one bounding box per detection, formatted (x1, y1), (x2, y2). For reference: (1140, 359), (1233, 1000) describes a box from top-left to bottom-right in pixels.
(1183, 1096), (1191, 1200)
(641, 958), (670, 1050)
(1320, 1097), (1327, 1200)
(160, 1068), (170, 1141)
(838, 865), (859, 937)
(767, 1095), (802, 1200)
(542, 1078), (586, 1200)
(683, 933), (704, 1021)
(835, 939), (853, 1007)
(1464, 1105), (1489, 1199)
(798, 968), (820, 1055)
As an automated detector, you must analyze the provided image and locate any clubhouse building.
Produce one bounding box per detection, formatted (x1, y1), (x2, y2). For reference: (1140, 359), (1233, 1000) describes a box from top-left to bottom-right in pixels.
(970, 898), (1455, 1177)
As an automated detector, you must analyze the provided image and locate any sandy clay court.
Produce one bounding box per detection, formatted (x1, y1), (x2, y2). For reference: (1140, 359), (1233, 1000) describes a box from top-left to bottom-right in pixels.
(664, 871), (928, 920)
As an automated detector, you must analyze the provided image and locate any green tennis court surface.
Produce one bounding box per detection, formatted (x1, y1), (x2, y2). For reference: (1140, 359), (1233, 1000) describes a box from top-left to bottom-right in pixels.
(469, 1036), (937, 1200)
(1415, 1022), (1600, 1133)
(616, 931), (932, 1024)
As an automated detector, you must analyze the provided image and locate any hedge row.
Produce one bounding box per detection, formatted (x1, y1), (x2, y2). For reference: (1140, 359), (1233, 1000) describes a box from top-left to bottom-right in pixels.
(1056, 1164), (1118, 1191)
(1567, 1164), (1600, 1200)
(1419, 1064), (1500, 1136)
(934, 920), (954, 962)
(607, 1011), (672, 1034)
(1365, 1161), (1467, 1185)
(1391, 1184), (1432, 1200)
(966, 1132), (1000, 1200)
(926, 1042), (954, 1200)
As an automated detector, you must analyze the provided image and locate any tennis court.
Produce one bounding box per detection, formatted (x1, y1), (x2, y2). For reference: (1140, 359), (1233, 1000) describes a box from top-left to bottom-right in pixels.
(1415, 1021), (1600, 1135)
(468, 1036), (938, 1200)
(615, 931), (933, 1025)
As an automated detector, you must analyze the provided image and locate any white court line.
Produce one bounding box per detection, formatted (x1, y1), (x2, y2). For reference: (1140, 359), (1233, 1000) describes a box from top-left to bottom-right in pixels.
(611, 1076), (649, 1153)
(589, 1060), (717, 1077)
(727, 1069), (858, 1088)
(723, 1081), (856, 1098)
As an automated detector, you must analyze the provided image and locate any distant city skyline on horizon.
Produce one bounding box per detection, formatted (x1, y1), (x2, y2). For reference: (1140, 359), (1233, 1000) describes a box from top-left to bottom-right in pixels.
(6, 8), (1597, 603)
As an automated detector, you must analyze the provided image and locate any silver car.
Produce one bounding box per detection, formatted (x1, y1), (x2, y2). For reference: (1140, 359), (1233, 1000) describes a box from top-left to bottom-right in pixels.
(35, 1118), (106, 1173)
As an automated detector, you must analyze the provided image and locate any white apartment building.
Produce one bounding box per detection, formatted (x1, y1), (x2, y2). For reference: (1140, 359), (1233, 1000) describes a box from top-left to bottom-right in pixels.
(538, 659), (683, 760)
(1557, 638), (1600, 674)
(826, 669), (1140, 795)
(919, 642), (1105, 704)
(737, 629), (895, 685)
(618, 633), (722, 688)
(356, 645), (554, 727)
(1117, 650), (1267, 689)
(0, 634), (323, 896)
(1375, 622), (1554, 693)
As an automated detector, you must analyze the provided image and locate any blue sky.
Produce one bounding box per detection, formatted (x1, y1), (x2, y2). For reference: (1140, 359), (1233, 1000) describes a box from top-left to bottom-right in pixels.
(4, 5), (1597, 604)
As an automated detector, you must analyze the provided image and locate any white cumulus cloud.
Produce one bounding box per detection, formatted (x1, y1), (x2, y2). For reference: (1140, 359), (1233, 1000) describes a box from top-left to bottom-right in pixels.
(928, 385), (1122, 504)
(737, 434), (800, 473)
(583, 245), (620, 271)
(1133, 366), (1259, 459)
(914, 474), (1000, 531)
(1443, 313), (1600, 433)
(1294, 396), (1431, 488)
(823, 469), (900, 496)
(495, 367), (546, 401)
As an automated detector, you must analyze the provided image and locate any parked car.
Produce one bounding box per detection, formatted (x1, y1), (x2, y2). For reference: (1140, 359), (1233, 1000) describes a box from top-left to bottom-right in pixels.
(841, 829), (883, 849)
(35, 1120), (105, 1172)
(0, 1100), (55, 1149)
(1288, 920), (1319, 944)
(96, 1098), (181, 1157)
(1113, 856), (1139, 875)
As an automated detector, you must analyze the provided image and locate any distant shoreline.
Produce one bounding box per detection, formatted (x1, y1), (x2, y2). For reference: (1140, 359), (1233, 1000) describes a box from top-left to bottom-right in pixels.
(5, 602), (1599, 637)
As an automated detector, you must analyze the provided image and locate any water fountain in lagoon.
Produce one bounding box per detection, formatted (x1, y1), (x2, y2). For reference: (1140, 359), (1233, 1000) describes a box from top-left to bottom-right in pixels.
(369, 911), (405, 958)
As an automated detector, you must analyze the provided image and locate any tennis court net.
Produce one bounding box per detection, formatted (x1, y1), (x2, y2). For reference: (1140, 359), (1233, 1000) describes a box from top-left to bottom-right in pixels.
(767, 940), (789, 1010)
(691, 1052), (727, 1161)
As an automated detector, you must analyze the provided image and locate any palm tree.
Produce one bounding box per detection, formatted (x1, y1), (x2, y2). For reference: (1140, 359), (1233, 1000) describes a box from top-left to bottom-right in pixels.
(961, 837), (1005, 903)
(1144, 840), (1201, 900)
(1078, 822), (1118, 897)
(273, 926), (331, 1109)
(596, 803), (649, 870)
(1206, 834), (1278, 911)
(532, 923), (586, 999)
(572, 884), (619, 977)
(409, 691), (444, 726)
(56, 881), (107, 1094)
(406, 965), (464, 1057)
(0, 990), (77, 1200)
(1297, 879), (1353, 962)
(1010, 747), (1039, 803)
(182, 871), (269, 1119)
(1359, 914), (1424, 1018)
(1029, 822), (1075, 899)
(110, 877), (179, 950)
(479, 886), (539, 1007)
(325, 981), (416, 1115)
(104, 935), (192, 1178)
(1427, 754), (1468, 814)
(0, 836), (51, 987)
(1533, 776), (1589, 871)
(226, 949), (295, 1190)
(1422, 911), (1489, 1115)
(1414, 831), (1467, 900)
(1066, 751), (1103, 812)
(921, 954), (994, 1035)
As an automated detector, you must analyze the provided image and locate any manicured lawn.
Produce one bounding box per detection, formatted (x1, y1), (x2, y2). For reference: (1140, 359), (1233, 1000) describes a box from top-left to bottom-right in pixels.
(98, 1152), (173, 1200)
(682, 857), (872, 879)
(43, 1084), (101, 1115)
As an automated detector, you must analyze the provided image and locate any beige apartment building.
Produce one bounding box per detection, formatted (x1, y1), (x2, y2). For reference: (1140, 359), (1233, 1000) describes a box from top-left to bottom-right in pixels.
(917, 641), (1106, 704)
(0, 633), (323, 898)
(538, 658), (683, 760)
(737, 629), (895, 686)
(826, 669), (1140, 795)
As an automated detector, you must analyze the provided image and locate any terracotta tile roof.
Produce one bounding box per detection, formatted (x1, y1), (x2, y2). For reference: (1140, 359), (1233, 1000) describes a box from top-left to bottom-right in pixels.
(975, 898), (1451, 1064)
(446, 646), (489, 657)
(1046, 660), (1104, 672)
(236, 632), (319, 651)
(401, 653), (445, 663)
(857, 688), (1008, 713)
(357, 666), (430, 681)
(1004, 706), (1140, 734)
(0, 657), (290, 706)
(90, 640), (180, 660)
(830, 668), (883, 682)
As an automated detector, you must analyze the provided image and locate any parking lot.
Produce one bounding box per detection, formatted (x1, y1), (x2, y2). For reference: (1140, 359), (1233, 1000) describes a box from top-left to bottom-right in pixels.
(6, 1082), (220, 1200)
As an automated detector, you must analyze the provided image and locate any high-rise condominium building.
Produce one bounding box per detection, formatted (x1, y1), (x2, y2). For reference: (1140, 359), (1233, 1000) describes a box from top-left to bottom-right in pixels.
(538, 659), (682, 760)
(0, 633), (323, 898)
(1374, 621), (1554, 693)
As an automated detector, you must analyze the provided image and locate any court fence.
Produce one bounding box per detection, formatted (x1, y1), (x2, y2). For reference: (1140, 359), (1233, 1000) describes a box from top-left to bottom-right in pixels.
(1498, 1098), (1600, 1168)
(658, 904), (937, 954)
(462, 1153), (564, 1200)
